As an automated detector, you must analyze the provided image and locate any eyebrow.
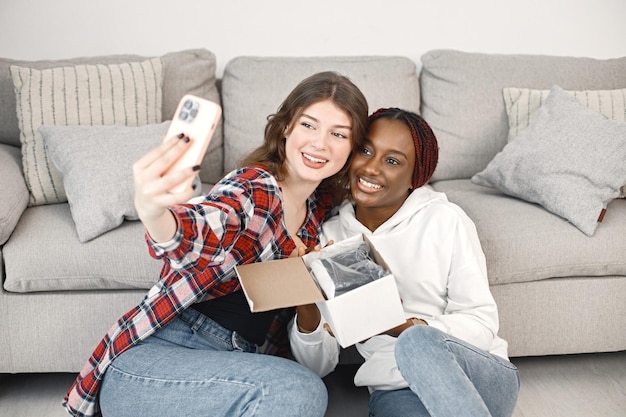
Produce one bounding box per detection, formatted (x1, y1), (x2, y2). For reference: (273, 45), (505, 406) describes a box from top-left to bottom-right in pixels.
(364, 137), (410, 159)
(301, 113), (352, 130)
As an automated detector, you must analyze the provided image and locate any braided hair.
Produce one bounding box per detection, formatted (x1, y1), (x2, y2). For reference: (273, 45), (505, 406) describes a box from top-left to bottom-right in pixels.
(368, 108), (439, 190)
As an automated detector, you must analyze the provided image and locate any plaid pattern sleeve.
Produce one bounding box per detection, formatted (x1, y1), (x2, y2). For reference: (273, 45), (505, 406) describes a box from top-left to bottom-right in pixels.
(63, 166), (334, 417)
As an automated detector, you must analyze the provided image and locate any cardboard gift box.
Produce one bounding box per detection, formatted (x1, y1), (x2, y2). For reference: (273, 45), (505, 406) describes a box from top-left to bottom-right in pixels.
(235, 234), (405, 347)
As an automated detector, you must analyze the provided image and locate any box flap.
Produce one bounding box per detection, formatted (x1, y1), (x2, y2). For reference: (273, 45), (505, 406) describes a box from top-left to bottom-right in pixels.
(235, 257), (325, 312)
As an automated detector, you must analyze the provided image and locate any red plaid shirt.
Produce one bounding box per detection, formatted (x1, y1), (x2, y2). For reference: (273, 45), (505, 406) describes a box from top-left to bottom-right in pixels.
(63, 166), (333, 417)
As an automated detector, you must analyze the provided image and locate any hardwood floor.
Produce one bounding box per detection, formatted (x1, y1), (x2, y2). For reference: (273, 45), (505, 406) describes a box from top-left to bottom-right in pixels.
(511, 351), (625, 417)
(0, 351), (624, 416)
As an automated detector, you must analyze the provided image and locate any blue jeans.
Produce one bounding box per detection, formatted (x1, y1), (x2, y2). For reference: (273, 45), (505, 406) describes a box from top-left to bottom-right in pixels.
(369, 326), (520, 417)
(100, 308), (327, 417)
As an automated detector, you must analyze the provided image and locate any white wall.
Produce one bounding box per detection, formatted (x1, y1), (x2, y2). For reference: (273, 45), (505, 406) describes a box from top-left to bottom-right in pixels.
(1, 0), (624, 76)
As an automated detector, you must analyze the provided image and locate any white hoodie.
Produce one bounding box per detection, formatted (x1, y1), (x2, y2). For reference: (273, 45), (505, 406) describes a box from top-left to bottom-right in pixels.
(289, 186), (509, 392)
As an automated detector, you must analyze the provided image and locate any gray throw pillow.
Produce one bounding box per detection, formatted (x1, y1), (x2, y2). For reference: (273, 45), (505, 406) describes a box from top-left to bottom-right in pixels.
(471, 85), (626, 236)
(502, 86), (626, 199)
(40, 122), (201, 242)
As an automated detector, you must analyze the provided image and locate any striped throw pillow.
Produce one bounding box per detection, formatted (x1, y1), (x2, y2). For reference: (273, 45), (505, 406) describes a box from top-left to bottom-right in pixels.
(11, 58), (163, 206)
(503, 86), (626, 198)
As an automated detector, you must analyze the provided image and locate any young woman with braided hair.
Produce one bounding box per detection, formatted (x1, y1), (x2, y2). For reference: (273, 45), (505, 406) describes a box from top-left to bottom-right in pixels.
(290, 108), (520, 417)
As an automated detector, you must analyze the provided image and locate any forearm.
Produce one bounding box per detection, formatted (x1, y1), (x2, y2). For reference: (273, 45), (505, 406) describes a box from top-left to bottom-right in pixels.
(295, 304), (321, 333)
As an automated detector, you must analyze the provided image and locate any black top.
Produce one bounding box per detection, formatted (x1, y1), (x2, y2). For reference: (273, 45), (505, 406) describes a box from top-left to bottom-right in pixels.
(192, 290), (277, 346)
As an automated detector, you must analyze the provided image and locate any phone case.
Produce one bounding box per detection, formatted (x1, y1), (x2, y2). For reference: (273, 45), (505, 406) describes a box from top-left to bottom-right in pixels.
(164, 94), (221, 193)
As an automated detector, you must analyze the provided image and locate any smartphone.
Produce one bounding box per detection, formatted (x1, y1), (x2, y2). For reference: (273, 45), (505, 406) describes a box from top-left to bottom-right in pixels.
(164, 94), (221, 193)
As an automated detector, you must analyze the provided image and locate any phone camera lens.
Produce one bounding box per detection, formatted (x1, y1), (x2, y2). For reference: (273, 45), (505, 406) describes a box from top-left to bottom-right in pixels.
(179, 99), (199, 122)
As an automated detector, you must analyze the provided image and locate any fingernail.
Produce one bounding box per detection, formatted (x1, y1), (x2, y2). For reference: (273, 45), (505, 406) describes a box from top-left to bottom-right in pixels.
(183, 136), (190, 143)
(192, 184), (197, 190)
(192, 165), (201, 171)
(177, 133), (185, 139)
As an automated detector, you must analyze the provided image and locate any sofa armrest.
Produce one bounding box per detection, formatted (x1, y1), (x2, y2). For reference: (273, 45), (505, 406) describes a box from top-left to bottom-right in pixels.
(0, 143), (28, 245)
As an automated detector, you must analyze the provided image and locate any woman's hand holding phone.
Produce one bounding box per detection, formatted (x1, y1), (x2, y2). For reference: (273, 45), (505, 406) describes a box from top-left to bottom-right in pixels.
(132, 94), (221, 242)
(132, 134), (198, 242)
(162, 95), (221, 193)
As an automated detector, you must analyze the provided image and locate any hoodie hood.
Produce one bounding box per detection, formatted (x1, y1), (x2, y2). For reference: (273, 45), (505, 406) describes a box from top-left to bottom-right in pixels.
(322, 185), (448, 243)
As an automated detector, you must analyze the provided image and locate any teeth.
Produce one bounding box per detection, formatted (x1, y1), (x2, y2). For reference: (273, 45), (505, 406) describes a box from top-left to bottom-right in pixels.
(359, 177), (382, 189)
(303, 153), (327, 163)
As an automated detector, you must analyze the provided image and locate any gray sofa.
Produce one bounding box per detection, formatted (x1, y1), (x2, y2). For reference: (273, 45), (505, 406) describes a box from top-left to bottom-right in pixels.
(1, 48), (625, 412)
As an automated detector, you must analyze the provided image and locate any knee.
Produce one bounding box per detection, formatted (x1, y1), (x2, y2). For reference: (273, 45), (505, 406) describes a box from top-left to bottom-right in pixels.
(395, 325), (443, 363)
(284, 361), (326, 391)
(273, 360), (328, 411)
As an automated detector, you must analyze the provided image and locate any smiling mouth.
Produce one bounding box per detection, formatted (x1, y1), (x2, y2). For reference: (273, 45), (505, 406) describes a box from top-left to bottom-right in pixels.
(303, 153), (328, 164)
(358, 177), (382, 190)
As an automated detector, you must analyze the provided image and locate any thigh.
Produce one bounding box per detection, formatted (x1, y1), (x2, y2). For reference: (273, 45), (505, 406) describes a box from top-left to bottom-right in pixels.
(100, 314), (327, 417)
(369, 388), (429, 417)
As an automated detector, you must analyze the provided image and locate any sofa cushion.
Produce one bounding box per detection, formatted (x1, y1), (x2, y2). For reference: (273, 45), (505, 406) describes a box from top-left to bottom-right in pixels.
(2, 204), (162, 293)
(0, 49), (223, 184)
(471, 85), (626, 236)
(503, 86), (626, 198)
(11, 58), (163, 206)
(39, 123), (202, 243)
(221, 56), (420, 174)
(431, 179), (626, 285)
(0, 144), (28, 245)
(40, 122), (191, 243)
(419, 49), (626, 181)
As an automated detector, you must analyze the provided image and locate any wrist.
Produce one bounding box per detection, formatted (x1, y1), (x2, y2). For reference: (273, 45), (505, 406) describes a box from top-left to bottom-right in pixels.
(142, 208), (177, 243)
(297, 321), (315, 334)
(409, 317), (428, 326)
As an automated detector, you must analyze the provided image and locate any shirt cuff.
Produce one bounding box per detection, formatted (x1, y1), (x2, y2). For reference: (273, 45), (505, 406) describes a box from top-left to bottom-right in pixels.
(293, 318), (327, 344)
(147, 208), (184, 255)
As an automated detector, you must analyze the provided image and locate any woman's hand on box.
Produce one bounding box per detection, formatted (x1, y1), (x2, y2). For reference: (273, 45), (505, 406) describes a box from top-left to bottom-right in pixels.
(383, 317), (428, 337)
(292, 240), (334, 258)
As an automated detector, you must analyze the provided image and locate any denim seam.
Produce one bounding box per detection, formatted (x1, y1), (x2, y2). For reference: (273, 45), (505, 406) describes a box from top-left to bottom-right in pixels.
(445, 338), (519, 371)
(107, 363), (258, 388)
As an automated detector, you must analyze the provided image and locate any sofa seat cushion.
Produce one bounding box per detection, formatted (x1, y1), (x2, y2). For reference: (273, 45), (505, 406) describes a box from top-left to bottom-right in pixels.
(3, 204), (162, 293)
(221, 56), (420, 174)
(430, 179), (626, 285)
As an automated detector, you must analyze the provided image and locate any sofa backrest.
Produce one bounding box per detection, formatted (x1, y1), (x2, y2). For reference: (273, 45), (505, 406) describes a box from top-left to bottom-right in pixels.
(220, 56), (420, 175)
(420, 49), (626, 181)
(0, 49), (223, 184)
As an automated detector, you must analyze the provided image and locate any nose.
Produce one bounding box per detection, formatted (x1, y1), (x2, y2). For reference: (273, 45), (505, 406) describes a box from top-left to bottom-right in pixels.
(310, 131), (328, 150)
(360, 154), (381, 175)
